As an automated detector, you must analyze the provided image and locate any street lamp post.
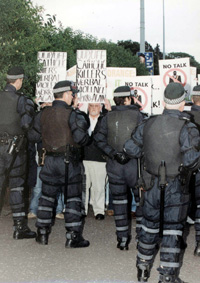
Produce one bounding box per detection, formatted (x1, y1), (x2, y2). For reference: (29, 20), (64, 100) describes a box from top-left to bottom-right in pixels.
(163, 0), (165, 59)
(140, 0), (145, 53)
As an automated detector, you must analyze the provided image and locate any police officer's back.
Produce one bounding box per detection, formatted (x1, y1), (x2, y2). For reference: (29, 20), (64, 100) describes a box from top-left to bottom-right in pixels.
(94, 86), (144, 250)
(29, 80), (90, 248)
(188, 85), (200, 256)
(124, 83), (200, 282)
(0, 66), (36, 239)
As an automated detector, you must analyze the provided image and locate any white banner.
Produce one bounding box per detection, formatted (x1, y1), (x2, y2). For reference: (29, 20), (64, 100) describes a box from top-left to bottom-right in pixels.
(127, 76), (152, 115)
(159, 57), (191, 99)
(36, 51), (67, 102)
(76, 50), (107, 103)
(66, 65), (76, 82)
(107, 67), (136, 103)
(190, 67), (197, 95)
(151, 76), (164, 115)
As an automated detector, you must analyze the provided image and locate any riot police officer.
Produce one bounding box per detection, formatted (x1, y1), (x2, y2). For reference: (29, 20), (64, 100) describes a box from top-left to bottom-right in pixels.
(189, 85), (200, 256)
(94, 86), (144, 250)
(29, 80), (90, 248)
(124, 83), (200, 282)
(0, 66), (36, 239)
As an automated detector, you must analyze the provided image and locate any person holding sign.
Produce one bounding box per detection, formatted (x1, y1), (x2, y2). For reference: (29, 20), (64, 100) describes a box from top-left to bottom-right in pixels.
(94, 86), (144, 250)
(124, 82), (200, 282)
(28, 80), (90, 248)
(0, 66), (36, 240)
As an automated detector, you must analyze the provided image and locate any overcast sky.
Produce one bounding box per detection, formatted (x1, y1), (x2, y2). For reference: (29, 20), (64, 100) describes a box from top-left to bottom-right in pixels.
(32, 0), (200, 63)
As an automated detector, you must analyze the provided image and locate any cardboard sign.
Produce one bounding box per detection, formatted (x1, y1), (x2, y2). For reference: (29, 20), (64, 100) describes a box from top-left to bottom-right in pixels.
(76, 50), (107, 103)
(159, 57), (191, 99)
(107, 67), (136, 103)
(151, 75), (164, 115)
(36, 51), (67, 102)
(126, 76), (152, 114)
(190, 67), (197, 96)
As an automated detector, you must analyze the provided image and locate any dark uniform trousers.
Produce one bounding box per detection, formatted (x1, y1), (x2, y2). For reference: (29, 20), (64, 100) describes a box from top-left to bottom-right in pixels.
(0, 143), (26, 220)
(137, 178), (190, 276)
(194, 171), (200, 242)
(106, 158), (141, 240)
(36, 155), (84, 233)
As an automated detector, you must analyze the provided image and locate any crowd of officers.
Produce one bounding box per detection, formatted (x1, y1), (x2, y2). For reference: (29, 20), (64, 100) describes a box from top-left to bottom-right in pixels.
(0, 66), (200, 283)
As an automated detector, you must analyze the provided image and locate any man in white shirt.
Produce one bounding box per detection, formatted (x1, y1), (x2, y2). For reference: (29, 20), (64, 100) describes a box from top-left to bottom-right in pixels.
(83, 103), (107, 220)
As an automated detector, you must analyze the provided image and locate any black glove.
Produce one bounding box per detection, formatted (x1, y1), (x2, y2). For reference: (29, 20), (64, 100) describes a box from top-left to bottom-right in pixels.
(114, 152), (130, 165)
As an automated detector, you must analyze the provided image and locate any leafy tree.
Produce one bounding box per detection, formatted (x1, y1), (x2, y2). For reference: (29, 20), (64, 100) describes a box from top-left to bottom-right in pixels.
(0, 0), (51, 96)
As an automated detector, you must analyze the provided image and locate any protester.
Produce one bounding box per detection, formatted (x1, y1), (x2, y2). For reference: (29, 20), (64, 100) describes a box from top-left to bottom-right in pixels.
(124, 82), (200, 282)
(83, 103), (108, 220)
(94, 85), (144, 250)
(28, 80), (90, 248)
(0, 66), (36, 239)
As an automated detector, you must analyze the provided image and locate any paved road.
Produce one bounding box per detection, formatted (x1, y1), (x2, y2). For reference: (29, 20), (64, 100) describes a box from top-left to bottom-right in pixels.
(0, 207), (199, 283)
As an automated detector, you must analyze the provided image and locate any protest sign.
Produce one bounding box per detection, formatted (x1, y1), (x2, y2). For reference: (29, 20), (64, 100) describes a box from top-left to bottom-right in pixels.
(190, 67), (197, 95)
(151, 75), (164, 115)
(76, 50), (107, 103)
(107, 67), (136, 103)
(125, 76), (152, 114)
(36, 51), (67, 102)
(66, 65), (76, 82)
(159, 57), (191, 99)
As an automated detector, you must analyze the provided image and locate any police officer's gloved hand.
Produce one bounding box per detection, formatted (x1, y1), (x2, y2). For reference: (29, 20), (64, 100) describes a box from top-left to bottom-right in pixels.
(114, 152), (130, 165)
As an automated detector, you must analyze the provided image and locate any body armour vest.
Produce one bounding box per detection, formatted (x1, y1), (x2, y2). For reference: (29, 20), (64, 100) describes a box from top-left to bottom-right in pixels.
(0, 91), (23, 136)
(107, 109), (139, 152)
(41, 107), (78, 152)
(190, 110), (200, 131)
(143, 115), (186, 177)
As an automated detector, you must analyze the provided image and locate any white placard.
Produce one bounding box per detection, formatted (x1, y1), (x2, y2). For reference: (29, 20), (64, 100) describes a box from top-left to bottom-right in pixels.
(107, 67), (136, 103)
(126, 76), (152, 115)
(159, 57), (191, 99)
(151, 75), (164, 115)
(76, 50), (107, 103)
(36, 51), (67, 102)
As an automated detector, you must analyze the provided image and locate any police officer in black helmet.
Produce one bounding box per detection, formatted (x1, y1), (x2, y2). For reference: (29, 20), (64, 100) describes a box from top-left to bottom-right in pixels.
(94, 85), (144, 250)
(124, 82), (200, 282)
(188, 84), (200, 256)
(28, 80), (90, 248)
(0, 66), (36, 239)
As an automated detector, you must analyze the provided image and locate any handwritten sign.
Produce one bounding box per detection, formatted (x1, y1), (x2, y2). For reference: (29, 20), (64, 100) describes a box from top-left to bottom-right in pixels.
(76, 50), (107, 103)
(36, 51), (67, 102)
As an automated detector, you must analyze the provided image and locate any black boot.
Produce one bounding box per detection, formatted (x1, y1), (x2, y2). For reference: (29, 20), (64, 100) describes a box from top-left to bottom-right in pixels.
(13, 219), (36, 239)
(137, 266), (151, 282)
(158, 274), (185, 282)
(65, 231), (90, 248)
(194, 241), (200, 256)
(36, 227), (51, 245)
(117, 236), (131, 250)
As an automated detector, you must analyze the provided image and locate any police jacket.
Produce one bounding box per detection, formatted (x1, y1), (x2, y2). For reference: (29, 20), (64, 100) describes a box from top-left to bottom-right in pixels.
(189, 104), (200, 132)
(93, 104), (144, 158)
(0, 84), (34, 136)
(124, 109), (200, 176)
(28, 100), (90, 149)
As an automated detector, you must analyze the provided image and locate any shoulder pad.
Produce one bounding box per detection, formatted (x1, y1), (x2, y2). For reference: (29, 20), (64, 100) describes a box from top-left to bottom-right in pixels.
(71, 109), (90, 131)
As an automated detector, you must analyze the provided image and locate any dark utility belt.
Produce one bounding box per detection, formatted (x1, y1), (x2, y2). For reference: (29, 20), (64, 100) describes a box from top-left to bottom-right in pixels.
(46, 146), (83, 162)
(46, 152), (65, 157)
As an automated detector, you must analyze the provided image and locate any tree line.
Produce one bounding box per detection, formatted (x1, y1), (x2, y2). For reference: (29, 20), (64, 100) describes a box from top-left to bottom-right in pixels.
(0, 0), (199, 98)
